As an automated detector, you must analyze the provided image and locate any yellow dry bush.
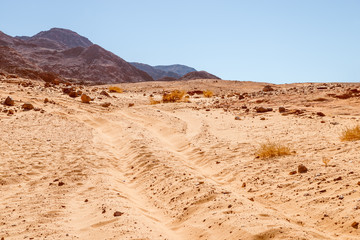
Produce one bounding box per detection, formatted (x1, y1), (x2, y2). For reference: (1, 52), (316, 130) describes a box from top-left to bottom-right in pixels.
(108, 86), (123, 93)
(162, 90), (185, 103)
(149, 97), (161, 105)
(203, 90), (214, 98)
(256, 141), (291, 159)
(340, 125), (360, 141)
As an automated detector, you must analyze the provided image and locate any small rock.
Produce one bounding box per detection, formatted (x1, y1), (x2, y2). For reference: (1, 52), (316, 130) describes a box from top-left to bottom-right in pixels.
(68, 91), (78, 98)
(44, 98), (49, 103)
(297, 164), (308, 173)
(317, 112), (325, 117)
(22, 103), (34, 111)
(113, 211), (124, 217)
(338, 195), (344, 200)
(4, 96), (14, 106)
(351, 222), (359, 229)
(234, 116), (241, 120)
(34, 108), (41, 112)
(81, 94), (92, 103)
(58, 181), (65, 186)
(263, 85), (274, 92)
(84, 199), (88, 202)
(255, 106), (272, 113)
(100, 90), (110, 97)
(260, 117), (266, 120)
(279, 107), (286, 113)
(289, 170), (297, 175)
(334, 176), (342, 181)
(129, 103), (135, 107)
(101, 102), (111, 108)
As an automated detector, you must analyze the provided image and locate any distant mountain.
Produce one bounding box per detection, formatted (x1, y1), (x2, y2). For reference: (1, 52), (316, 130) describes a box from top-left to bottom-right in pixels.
(130, 62), (181, 80)
(178, 71), (221, 80)
(0, 28), (153, 84)
(154, 64), (196, 76)
(130, 63), (197, 80)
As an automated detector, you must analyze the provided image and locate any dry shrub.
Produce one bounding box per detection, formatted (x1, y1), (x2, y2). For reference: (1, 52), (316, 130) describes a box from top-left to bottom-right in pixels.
(203, 90), (213, 98)
(162, 90), (185, 103)
(340, 125), (360, 141)
(109, 86), (123, 93)
(149, 97), (161, 105)
(256, 141), (291, 159)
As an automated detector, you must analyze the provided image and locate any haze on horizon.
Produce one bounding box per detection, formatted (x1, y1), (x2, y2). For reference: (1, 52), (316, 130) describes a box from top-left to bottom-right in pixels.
(1, 0), (359, 84)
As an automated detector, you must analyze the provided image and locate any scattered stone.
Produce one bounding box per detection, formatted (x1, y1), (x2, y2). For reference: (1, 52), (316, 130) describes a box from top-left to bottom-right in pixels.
(289, 170), (297, 175)
(4, 96), (14, 106)
(7, 109), (14, 115)
(255, 106), (273, 113)
(263, 85), (274, 92)
(22, 103), (34, 111)
(260, 117), (266, 120)
(44, 98), (49, 103)
(297, 164), (308, 173)
(279, 107), (286, 113)
(317, 86), (327, 90)
(351, 222), (359, 229)
(128, 103), (135, 107)
(334, 176), (342, 181)
(81, 94), (91, 103)
(317, 112), (325, 117)
(338, 195), (344, 200)
(58, 181), (65, 186)
(100, 90), (110, 97)
(101, 102), (111, 108)
(84, 199), (88, 202)
(113, 211), (124, 217)
(68, 91), (78, 98)
(34, 108), (41, 112)
(234, 116), (241, 120)
(248, 197), (254, 202)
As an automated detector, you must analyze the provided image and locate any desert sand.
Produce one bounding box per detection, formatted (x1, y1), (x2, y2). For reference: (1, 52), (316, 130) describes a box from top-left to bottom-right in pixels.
(1, 76), (360, 240)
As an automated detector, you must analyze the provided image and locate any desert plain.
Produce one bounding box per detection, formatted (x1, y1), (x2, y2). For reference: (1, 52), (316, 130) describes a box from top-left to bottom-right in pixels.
(1, 76), (360, 240)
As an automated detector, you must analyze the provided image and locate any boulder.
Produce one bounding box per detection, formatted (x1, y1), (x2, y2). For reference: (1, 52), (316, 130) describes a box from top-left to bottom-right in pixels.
(22, 103), (34, 111)
(4, 96), (14, 106)
(81, 94), (92, 103)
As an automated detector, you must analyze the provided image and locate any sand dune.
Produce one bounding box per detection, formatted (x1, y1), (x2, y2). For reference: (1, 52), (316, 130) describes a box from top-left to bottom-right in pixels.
(1, 77), (360, 239)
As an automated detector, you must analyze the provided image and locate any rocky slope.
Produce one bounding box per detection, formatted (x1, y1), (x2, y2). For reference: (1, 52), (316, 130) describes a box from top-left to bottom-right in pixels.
(0, 28), (153, 84)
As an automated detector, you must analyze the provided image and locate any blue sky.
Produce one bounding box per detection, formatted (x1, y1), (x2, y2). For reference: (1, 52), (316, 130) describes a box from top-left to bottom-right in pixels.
(1, 0), (359, 83)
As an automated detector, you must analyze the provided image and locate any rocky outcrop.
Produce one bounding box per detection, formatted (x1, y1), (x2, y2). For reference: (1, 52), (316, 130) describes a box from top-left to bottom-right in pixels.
(178, 71), (221, 81)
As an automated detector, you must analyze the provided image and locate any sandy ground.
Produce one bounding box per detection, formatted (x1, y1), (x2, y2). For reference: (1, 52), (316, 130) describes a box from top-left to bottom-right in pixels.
(1, 77), (360, 239)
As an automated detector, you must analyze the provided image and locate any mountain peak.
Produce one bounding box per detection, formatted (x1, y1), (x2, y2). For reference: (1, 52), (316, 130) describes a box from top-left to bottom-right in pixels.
(31, 27), (93, 48)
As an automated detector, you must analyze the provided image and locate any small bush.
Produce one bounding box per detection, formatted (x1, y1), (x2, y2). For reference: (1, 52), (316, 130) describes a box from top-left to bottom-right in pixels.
(109, 86), (123, 93)
(162, 90), (185, 103)
(256, 141), (291, 159)
(340, 125), (360, 141)
(203, 90), (213, 98)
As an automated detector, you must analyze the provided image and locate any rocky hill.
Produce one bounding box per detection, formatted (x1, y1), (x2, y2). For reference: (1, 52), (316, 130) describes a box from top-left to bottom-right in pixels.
(178, 71), (221, 80)
(130, 62), (181, 80)
(154, 64), (196, 76)
(0, 28), (153, 84)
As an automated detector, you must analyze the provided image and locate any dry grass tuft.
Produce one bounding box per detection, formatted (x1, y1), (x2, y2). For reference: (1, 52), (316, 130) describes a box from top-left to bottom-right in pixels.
(149, 97), (161, 105)
(322, 157), (331, 167)
(108, 86), (123, 93)
(256, 141), (291, 159)
(203, 90), (214, 98)
(340, 125), (360, 141)
(162, 90), (185, 103)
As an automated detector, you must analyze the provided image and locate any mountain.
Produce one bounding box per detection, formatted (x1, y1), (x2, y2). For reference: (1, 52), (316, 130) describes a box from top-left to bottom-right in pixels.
(178, 71), (221, 80)
(0, 28), (153, 84)
(130, 62), (181, 80)
(154, 64), (196, 76)
(16, 28), (93, 49)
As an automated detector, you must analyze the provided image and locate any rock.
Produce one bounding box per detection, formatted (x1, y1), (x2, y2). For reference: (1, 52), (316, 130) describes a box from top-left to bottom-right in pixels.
(317, 112), (325, 117)
(22, 103), (34, 111)
(351, 222), (359, 229)
(81, 94), (91, 103)
(260, 117), (266, 120)
(334, 176), (342, 181)
(279, 107), (286, 113)
(34, 108), (41, 111)
(4, 96), (14, 106)
(263, 85), (274, 92)
(255, 107), (273, 113)
(68, 91), (78, 98)
(44, 98), (49, 103)
(128, 103), (134, 107)
(58, 181), (65, 186)
(101, 102), (111, 107)
(297, 164), (308, 173)
(62, 87), (74, 94)
(317, 86), (327, 90)
(235, 116), (241, 120)
(100, 90), (110, 97)
(289, 170), (297, 175)
(113, 211), (124, 217)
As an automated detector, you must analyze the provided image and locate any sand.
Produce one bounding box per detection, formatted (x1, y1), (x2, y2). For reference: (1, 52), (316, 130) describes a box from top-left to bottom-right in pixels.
(1, 77), (360, 239)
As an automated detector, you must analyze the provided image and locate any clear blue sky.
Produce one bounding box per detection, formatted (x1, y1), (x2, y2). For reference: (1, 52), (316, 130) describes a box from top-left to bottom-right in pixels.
(1, 0), (359, 83)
